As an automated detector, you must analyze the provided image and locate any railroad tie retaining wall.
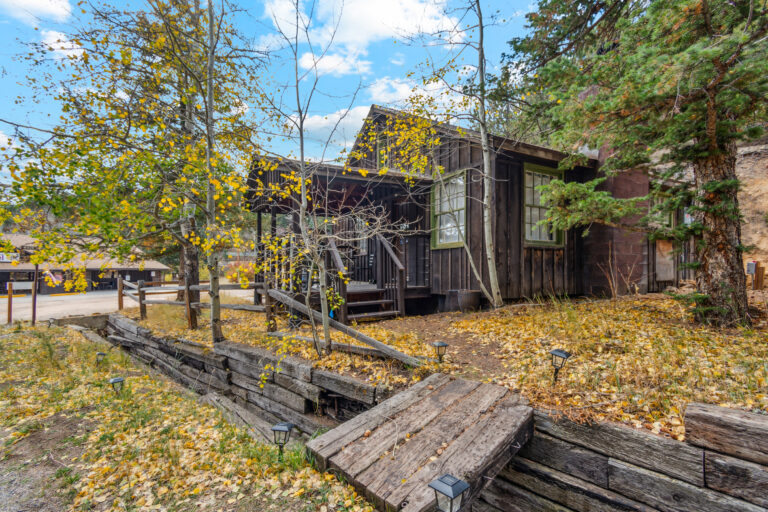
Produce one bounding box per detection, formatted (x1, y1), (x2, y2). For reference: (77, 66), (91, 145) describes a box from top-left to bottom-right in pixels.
(89, 314), (768, 512)
(474, 407), (768, 512)
(104, 314), (387, 436)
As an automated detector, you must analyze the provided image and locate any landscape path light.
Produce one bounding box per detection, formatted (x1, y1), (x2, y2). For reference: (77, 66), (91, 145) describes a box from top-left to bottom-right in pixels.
(432, 341), (448, 363)
(428, 473), (470, 512)
(271, 422), (294, 461)
(96, 352), (106, 364)
(549, 349), (572, 384)
(109, 377), (125, 395)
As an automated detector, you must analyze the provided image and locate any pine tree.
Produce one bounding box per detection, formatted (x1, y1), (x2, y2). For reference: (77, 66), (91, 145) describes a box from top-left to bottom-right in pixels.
(507, 0), (768, 325)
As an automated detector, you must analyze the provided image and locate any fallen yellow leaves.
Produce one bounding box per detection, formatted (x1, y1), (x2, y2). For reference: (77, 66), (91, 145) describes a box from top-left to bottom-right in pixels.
(134, 303), (436, 391)
(451, 296), (768, 438)
(0, 326), (374, 511)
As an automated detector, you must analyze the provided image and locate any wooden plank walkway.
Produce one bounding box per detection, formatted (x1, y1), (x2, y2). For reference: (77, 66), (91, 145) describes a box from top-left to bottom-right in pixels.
(306, 373), (533, 512)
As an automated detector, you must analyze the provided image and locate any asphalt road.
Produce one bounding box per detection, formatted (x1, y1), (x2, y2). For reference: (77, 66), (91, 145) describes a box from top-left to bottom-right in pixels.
(0, 287), (254, 322)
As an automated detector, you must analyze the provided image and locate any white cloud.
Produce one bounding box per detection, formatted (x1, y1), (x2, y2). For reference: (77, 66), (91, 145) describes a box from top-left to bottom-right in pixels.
(0, 0), (71, 25)
(41, 29), (82, 59)
(368, 76), (454, 108)
(298, 51), (371, 77)
(300, 105), (370, 148)
(307, 0), (461, 52)
(0, 130), (13, 149)
(263, 0), (461, 76)
(389, 52), (406, 66)
(369, 77), (414, 104)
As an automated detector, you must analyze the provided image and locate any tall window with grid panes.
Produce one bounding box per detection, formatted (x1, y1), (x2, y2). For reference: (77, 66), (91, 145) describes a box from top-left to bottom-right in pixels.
(524, 164), (562, 245)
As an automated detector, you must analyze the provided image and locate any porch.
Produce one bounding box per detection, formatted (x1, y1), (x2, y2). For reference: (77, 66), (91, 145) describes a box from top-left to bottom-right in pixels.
(247, 158), (433, 325)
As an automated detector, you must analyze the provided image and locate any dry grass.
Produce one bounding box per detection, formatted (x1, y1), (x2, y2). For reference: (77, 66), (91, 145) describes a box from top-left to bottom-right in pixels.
(127, 301), (440, 391)
(451, 295), (768, 439)
(127, 293), (768, 439)
(0, 326), (374, 511)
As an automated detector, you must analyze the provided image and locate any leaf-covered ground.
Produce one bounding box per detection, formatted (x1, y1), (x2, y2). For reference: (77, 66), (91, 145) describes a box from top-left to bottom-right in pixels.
(450, 295), (768, 439)
(130, 303), (440, 392)
(0, 326), (374, 511)
(132, 293), (768, 440)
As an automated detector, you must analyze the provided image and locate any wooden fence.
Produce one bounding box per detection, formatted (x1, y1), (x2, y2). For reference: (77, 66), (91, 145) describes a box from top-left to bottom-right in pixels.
(118, 279), (266, 328)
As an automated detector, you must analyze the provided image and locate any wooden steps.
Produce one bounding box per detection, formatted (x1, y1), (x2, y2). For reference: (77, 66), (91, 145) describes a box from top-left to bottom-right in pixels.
(347, 299), (395, 308)
(348, 310), (399, 322)
(306, 374), (533, 512)
(346, 288), (398, 323)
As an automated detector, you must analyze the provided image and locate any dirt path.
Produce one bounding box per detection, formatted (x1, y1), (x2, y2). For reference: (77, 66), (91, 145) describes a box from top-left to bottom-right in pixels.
(0, 413), (92, 512)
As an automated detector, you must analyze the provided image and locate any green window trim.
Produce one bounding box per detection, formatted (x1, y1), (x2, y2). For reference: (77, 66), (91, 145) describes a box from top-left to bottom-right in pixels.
(431, 170), (467, 250)
(524, 162), (564, 247)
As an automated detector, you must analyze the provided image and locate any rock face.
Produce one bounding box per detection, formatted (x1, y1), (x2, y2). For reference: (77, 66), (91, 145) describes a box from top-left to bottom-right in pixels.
(738, 142), (768, 265)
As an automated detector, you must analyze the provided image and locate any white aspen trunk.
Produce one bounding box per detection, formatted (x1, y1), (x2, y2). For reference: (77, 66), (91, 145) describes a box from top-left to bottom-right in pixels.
(205, 0), (223, 342)
(475, 0), (504, 308)
(291, 5), (333, 352)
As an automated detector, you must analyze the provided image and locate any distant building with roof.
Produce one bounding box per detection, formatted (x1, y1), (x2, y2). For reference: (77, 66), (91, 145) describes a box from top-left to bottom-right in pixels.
(0, 233), (170, 295)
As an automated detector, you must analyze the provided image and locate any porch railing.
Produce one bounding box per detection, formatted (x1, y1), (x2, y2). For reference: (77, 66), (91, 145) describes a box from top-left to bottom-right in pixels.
(375, 234), (406, 316)
(326, 239), (349, 324)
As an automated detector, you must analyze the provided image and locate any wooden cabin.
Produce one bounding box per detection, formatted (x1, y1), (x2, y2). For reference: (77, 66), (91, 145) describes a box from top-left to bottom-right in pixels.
(247, 105), (685, 323)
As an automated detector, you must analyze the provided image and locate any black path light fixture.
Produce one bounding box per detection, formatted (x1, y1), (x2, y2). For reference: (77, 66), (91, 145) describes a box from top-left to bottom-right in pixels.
(271, 422), (294, 461)
(429, 473), (470, 512)
(432, 341), (448, 363)
(96, 352), (106, 364)
(549, 349), (572, 384)
(109, 376), (125, 395)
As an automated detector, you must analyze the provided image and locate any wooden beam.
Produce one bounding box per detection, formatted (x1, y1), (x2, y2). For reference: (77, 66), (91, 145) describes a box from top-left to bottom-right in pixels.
(267, 331), (388, 358)
(267, 289), (421, 367)
(685, 402), (768, 466)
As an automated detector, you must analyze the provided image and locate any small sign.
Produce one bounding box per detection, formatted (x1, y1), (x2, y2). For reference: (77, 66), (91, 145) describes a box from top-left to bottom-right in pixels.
(746, 261), (757, 275)
(0, 253), (19, 263)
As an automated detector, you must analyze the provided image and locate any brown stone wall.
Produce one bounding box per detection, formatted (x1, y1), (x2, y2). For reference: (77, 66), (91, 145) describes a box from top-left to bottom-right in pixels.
(738, 143), (768, 266)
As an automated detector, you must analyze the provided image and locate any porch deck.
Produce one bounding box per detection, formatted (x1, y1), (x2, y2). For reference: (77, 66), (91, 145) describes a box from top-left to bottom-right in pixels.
(306, 373), (533, 512)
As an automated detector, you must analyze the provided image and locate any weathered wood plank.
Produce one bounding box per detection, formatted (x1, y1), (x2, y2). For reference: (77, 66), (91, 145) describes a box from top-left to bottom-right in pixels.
(273, 372), (322, 403)
(359, 383), (509, 500)
(502, 458), (657, 512)
(231, 373), (309, 413)
(685, 402), (768, 466)
(331, 378), (480, 479)
(194, 302), (265, 312)
(306, 374), (451, 471)
(480, 477), (575, 512)
(201, 392), (273, 443)
(242, 387), (336, 435)
(519, 431), (609, 487)
(608, 458), (764, 512)
(704, 451), (768, 508)
(214, 340), (312, 382)
(268, 331), (388, 359)
(391, 397), (532, 512)
(108, 314), (139, 335)
(311, 369), (376, 405)
(150, 352), (230, 392)
(234, 395), (281, 426)
(534, 410), (704, 486)
(227, 358), (274, 383)
(268, 289), (422, 367)
(471, 500), (505, 512)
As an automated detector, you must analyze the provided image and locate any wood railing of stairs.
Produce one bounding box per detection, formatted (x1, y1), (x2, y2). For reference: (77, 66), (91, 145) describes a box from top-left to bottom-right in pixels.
(373, 233), (405, 320)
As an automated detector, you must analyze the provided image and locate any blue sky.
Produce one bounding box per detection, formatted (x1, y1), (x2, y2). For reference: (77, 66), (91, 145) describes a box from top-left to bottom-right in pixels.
(0, 0), (536, 163)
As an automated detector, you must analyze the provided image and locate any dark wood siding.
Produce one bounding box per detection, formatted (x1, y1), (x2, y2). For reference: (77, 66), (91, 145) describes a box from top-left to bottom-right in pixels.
(430, 145), (588, 299)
